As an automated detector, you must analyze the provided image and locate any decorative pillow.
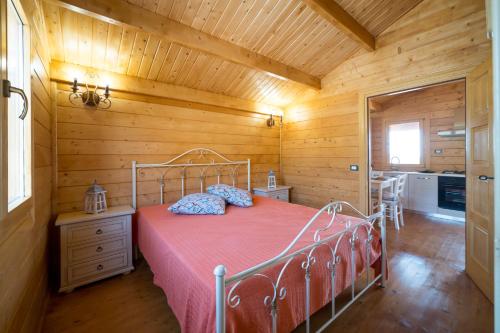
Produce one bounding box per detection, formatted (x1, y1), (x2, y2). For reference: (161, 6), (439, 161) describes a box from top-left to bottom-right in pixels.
(207, 184), (253, 207)
(168, 193), (225, 215)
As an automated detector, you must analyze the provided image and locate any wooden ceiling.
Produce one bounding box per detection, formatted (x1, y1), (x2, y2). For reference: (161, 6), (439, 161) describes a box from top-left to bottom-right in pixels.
(42, 0), (422, 107)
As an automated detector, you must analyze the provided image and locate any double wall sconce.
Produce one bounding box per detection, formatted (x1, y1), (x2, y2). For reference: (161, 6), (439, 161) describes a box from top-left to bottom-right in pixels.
(69, 73), (111, 109)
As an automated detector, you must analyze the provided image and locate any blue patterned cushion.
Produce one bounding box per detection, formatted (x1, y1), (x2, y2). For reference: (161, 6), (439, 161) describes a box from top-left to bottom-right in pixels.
(168, 193), (226, 215)
(206, 184), (253, 207)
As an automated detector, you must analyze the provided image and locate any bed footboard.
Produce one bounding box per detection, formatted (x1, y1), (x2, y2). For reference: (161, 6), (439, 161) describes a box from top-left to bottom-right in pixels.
(214, 201), (387, 333)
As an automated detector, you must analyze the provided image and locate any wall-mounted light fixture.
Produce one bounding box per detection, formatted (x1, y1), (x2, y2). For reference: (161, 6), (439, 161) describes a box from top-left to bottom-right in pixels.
(266, 114), (283, 128)
(266, 114), (275, 127)
(69, 72), (111, 109)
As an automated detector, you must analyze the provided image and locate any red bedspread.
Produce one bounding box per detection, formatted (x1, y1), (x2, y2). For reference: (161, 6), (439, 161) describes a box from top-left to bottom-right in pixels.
(137, 196), (381, 333)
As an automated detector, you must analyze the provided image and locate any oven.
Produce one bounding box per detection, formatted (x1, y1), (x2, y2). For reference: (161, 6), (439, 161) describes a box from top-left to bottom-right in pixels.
(438, 176), (466, 212)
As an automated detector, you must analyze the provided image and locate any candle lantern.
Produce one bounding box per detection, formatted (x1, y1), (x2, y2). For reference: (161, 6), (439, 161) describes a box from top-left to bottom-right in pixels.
(268, 170), (276, 189)
(84, 180), (108, 214)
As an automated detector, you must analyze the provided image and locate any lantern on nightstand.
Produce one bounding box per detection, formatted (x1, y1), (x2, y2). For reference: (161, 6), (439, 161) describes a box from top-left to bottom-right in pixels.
(268, 170), (276, 189)
(84, 180), (107, 214)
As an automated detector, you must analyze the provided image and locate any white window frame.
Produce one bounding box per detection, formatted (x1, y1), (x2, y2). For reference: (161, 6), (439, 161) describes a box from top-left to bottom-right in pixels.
(384, 118), (425, 168)
(0, 0), (32, 229)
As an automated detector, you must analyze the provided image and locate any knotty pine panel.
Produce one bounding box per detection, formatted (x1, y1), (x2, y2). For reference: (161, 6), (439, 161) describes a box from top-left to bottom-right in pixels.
(56, 90), (280, 212)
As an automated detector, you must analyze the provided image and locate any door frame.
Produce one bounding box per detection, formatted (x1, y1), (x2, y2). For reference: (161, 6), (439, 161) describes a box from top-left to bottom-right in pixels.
(363, 78), (466, 217)
(489, 0), (500, 327)
(358, 71), (470, 214)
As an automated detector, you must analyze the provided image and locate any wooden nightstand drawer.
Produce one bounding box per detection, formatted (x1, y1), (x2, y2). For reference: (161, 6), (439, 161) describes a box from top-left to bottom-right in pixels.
(68, 236), (127, 264)
(56, 205), (135, 292)
(68, 251), (128, 283)
(253, 186), (292, 203)
(269, 190), (289, 202)
(67, 216), (127, 244)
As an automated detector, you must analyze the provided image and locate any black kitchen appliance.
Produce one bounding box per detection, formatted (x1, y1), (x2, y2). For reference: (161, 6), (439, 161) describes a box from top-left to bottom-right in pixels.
(438, 176), (466, 212)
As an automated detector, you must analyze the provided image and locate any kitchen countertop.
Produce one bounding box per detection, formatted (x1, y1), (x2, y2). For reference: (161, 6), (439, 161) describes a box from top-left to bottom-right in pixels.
(375, 170), (465, 178)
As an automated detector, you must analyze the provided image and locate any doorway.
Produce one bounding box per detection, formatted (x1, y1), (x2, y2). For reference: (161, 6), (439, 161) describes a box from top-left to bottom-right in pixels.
(365, 68), (495, 304)
(367, 79), (466, 224)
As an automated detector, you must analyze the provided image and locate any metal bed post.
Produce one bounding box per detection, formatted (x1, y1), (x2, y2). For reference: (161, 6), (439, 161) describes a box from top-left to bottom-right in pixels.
(159, 175), (165, 204)
(350, 233), (356, 299)
(181, 169), (185, 197)
(379, 203), (387, 288)
(132, 160), (137, 209)
(214, 265), (227, 333)
(304, 264), (311, 333)
(247, 159), (251, 192)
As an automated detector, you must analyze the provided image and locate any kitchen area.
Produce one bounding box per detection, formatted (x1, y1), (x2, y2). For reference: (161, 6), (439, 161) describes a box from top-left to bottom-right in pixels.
(375, 170), (465, 221)
(369, 80), (466, 223)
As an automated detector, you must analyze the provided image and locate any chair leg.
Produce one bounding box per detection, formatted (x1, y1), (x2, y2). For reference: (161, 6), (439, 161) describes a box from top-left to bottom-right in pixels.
(399, 202), (405, 226)
(393, 203), (400, 230)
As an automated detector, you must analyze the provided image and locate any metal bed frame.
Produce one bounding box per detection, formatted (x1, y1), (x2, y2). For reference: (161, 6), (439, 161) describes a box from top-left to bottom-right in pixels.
(131, 148), (250, 209)
(131, 148), (387, 333)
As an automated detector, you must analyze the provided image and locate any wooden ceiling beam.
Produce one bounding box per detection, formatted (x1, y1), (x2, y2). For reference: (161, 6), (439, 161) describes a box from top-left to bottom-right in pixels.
(46, 0), (322, 90)
(50, 61), (284, 114)
(302, 0), (375, 51)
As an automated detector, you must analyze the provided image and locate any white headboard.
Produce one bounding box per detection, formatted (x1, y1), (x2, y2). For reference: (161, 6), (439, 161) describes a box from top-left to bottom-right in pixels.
(131, 148), (251, 209)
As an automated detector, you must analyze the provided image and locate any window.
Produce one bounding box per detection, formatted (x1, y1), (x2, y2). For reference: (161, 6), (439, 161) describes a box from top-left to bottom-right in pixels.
(5, 0), (31, 211)
(387, 121), (422, 165)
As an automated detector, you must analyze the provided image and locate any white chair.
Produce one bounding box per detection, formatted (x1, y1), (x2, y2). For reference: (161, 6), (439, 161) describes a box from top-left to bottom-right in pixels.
(370, 171), (384, 214)
(382, 174), (407, 230)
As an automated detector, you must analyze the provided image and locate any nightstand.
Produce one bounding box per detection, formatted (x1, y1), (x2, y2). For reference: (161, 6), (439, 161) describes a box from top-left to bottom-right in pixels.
(56, 205), (135, 293)
(253, 185), (292, 202)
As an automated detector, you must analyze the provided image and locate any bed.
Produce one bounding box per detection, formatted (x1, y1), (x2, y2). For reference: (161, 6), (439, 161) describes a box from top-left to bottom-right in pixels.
(132, 148), (387, 333)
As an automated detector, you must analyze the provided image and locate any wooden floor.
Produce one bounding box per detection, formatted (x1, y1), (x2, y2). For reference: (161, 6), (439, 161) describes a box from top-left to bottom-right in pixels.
(42, 212), (493, 333)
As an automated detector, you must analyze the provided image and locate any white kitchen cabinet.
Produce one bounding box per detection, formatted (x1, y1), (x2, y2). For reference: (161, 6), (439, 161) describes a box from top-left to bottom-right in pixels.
(408, 174), (438, 213)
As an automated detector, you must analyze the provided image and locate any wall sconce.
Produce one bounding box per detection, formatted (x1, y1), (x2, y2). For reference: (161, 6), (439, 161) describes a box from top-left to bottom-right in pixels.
(266, 114), (275, 127)
(266, 114), (283, 128)
(69, 74), (111, 109)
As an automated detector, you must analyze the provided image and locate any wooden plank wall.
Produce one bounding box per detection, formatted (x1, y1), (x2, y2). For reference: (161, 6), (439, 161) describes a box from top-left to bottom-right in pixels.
(0, 0), (53, 331)
(283, 0), (490, 210)
(282, 93), (360, 208)
(371, 81), (466, 172)
(55, 89), (280, 212)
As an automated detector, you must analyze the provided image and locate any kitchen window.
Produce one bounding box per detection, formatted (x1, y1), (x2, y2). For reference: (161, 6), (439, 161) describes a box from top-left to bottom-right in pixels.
(2, 0), (31, 215)
(386, 120), (423, 166)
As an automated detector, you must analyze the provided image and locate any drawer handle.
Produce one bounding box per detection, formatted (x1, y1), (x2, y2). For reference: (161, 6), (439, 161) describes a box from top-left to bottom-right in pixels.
(97, 264), (103, 271)
(96, 246), (103, 253)
(96, 229), (103, 235)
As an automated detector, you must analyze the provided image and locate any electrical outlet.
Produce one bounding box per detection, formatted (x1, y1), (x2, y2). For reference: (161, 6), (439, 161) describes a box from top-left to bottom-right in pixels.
(349, 164), (359, 172)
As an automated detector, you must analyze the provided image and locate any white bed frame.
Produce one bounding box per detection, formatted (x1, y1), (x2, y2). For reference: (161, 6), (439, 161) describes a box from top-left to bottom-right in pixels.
(131, 148), (387, 333)
(131, 148), (250, 209)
